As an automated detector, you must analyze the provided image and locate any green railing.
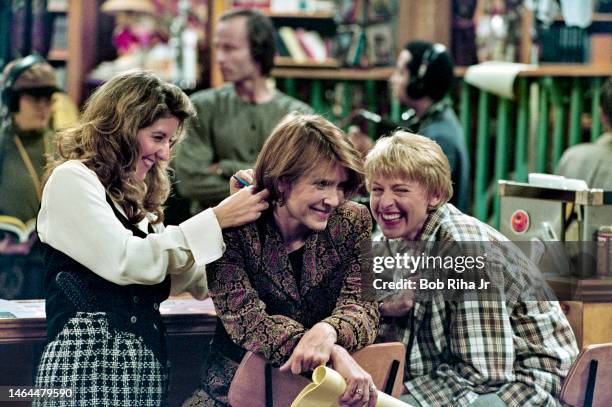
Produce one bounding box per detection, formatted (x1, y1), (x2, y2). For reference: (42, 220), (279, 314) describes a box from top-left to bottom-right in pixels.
(458, 67), (609, 227)
(273, 66), (611, 228)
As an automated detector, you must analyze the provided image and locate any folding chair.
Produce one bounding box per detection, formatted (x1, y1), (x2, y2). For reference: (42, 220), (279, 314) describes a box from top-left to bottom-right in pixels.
(228, 342), (406, 407)
(559, 342), (612, 407)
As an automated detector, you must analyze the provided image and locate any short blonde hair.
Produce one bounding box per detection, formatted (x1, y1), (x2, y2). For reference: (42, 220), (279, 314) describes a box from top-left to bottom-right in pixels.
(364, 131), (453, 207)
(254, 112), (363, 203)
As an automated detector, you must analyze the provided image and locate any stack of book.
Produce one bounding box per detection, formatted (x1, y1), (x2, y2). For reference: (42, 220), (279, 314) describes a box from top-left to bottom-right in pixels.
(277, 26), (337, 66)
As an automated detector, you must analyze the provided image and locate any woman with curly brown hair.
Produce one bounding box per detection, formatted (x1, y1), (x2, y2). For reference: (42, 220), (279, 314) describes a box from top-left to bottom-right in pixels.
(33, 70), (269, 406)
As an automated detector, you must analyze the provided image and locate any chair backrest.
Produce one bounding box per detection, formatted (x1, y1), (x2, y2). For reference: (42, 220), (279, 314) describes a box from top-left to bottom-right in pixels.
(228, 342), (406, 407)
(559, 342), (612, 407)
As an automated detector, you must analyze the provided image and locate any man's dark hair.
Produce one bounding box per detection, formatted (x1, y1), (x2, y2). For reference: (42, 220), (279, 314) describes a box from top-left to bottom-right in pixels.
(404, 40), (454, 102)
(220, 8), (276, 76)
(602, 77), (612, 125)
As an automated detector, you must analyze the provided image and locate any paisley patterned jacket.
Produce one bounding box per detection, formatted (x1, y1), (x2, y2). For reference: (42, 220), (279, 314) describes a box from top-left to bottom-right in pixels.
(199, 201), (379, 405)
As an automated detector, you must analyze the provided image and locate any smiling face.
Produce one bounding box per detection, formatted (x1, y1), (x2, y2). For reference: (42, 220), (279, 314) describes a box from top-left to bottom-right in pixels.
(135, 115), (179, 180)
(274, 162), (349, 240)
(370, 175), (441, 241)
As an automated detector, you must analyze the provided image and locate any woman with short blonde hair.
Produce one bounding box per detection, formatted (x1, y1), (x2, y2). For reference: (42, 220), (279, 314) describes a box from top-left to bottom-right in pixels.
(364, 130), (452, 210)
(365, 130), (577, 407)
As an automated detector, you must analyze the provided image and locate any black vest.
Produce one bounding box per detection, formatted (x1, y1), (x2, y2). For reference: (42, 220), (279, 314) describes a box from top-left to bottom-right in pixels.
(41, 195), (171, 362)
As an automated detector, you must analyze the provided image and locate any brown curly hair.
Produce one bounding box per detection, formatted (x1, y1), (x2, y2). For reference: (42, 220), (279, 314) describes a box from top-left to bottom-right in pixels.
(43, 70), (195, 224)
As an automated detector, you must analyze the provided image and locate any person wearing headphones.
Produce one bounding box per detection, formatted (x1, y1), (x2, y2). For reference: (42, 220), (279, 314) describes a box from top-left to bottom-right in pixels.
(349, 40), (470, 213)
(0, 55), (60, 299)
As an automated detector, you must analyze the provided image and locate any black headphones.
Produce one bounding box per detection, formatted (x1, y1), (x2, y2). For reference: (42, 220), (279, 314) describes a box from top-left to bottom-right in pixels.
(1, 54), (46, 112)
(406, 43), (447, 100)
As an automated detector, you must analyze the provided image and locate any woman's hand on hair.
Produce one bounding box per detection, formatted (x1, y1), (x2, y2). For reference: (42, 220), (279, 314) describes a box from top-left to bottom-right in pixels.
(279, 322), (337, 375)
(229, 169), (255, 195)
(379, 289), (414, 317)
(213, 186), (269, 228)
(330, 345), (377, 407)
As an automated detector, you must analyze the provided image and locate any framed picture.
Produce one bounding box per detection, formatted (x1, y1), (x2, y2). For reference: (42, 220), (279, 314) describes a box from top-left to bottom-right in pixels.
(365, 23), (394, 66)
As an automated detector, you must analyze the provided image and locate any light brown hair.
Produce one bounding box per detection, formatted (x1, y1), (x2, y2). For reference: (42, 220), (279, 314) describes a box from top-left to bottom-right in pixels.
(254, 113), (364, 204)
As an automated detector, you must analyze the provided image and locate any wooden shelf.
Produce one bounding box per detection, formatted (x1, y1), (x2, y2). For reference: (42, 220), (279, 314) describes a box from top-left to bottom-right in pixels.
(272, 66), (393, 80)
(47, 48), (69, 62)
(264, 11), (335, 19)
(593, 12), (612, 23)
(553, 13), (612, 24)
(274, 56), (340, 68)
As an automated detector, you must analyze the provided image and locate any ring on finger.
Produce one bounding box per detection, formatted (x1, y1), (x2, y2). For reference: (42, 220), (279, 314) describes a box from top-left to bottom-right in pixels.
(369, 384), (376, 392)
(355, 388), (364, 396)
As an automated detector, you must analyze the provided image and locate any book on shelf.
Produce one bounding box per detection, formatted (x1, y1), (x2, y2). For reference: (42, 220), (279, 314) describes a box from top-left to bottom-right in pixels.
(295, 28), (327, 62)
(347, 26), (367, 67)
(278, 26), (308, 63)
(333, 25), (357, 64)
(270, 0), (334, 13)
(540, 24), (589, 63)
(337, 0), (364, 23)
(231, 0), (271, 9)
(275, 31), (291, 57)
(270, 0), (311, 13)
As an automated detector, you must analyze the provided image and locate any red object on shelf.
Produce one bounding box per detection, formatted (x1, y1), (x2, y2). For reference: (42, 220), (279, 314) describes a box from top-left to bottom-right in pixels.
(511, 209), (530, 234)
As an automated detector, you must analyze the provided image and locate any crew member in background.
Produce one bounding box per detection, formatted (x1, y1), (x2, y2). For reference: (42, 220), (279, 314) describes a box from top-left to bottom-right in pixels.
(556, 76), (612, 190)
(349, 40), (471, 213)
(174, 8), (312, 218)
(0, 55), (60, 299)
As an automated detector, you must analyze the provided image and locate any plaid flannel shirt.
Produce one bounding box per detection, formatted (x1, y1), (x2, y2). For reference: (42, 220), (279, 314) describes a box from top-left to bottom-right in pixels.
(377, 204), (578, 407)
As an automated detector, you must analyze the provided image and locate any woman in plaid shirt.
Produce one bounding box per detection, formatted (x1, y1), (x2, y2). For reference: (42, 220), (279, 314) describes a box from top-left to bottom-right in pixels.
(364, 131), (578, 407)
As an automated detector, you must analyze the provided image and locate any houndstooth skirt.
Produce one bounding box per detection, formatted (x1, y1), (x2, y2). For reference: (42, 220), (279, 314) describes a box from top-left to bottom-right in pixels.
(34, 312), (167, 407)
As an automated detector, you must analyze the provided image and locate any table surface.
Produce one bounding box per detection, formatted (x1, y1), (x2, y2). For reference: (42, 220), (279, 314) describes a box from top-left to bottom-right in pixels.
(0, 296), (217, 344)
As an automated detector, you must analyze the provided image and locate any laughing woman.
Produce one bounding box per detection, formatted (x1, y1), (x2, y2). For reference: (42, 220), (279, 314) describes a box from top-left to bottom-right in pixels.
(33, 70), (269, 406)
(365, 131), (578, 407)
(185, 113), (380, 407)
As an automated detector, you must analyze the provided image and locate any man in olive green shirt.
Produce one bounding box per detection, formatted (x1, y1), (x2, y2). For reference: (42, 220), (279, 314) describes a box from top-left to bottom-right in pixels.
(175, 9), (312, 214)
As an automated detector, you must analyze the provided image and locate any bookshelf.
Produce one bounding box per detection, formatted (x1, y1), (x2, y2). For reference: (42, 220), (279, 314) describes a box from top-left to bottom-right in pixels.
(516, 7), (612, 66)
(44, 0), (100, 104)
(211, 0), (452, 87)
(46, 0), (69, 88)
(271, 66), (393, 80)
